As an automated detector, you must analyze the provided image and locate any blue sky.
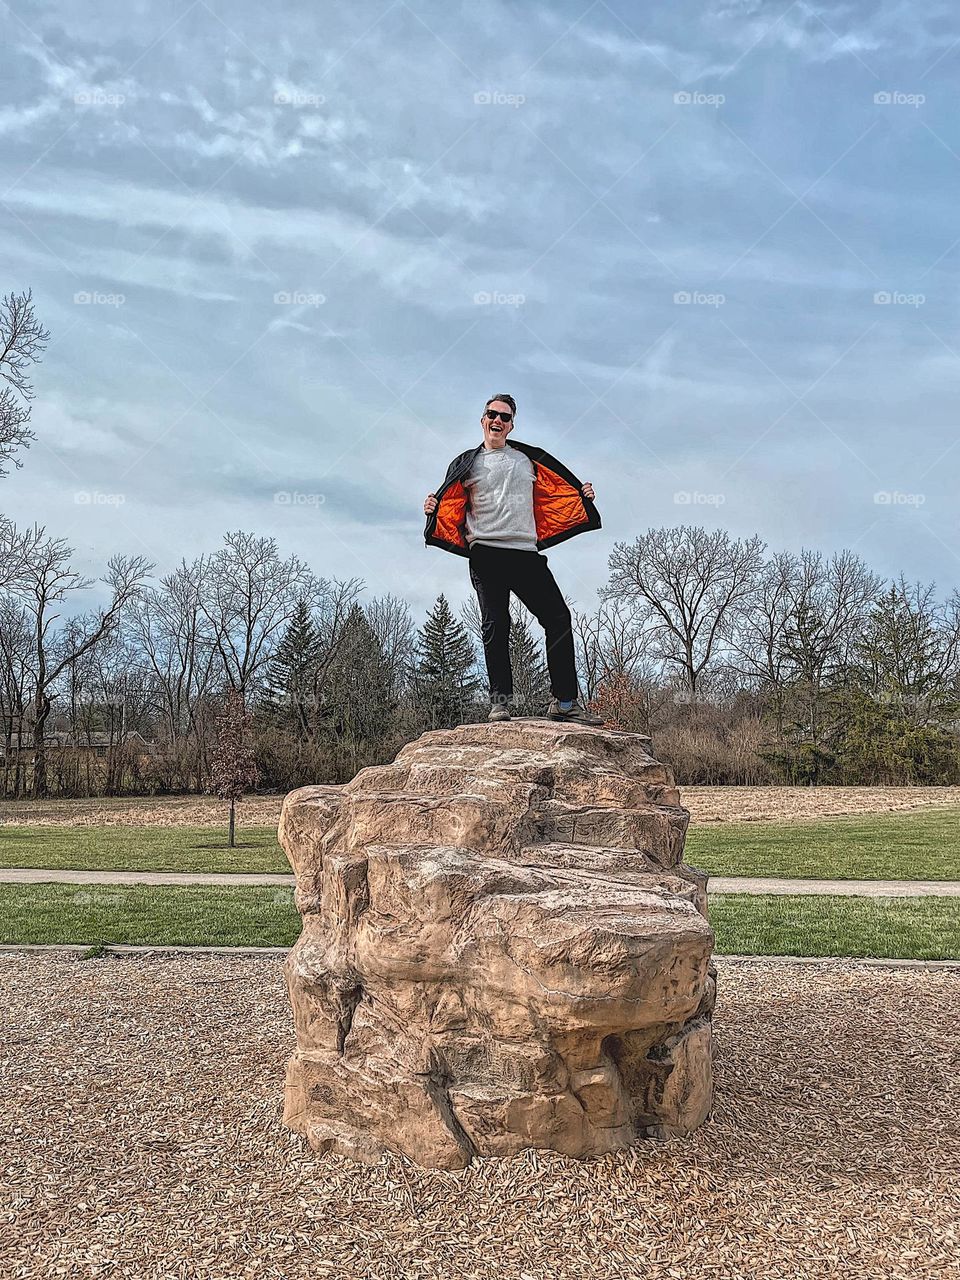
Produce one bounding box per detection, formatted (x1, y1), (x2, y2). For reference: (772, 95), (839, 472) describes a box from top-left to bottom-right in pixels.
(2, 0), (959, 620)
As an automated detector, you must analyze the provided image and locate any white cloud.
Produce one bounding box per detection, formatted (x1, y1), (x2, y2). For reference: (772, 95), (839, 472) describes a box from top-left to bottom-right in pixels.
(37, 396), (136, 458)
(0, 98), (62, 136)
(710, 0), (960, 64)
(2, 166), (478, 305)
(564, 21), (738, 81)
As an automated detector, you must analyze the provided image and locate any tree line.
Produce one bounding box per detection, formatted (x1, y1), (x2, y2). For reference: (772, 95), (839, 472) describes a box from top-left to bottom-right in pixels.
(2, 289), (959, 795)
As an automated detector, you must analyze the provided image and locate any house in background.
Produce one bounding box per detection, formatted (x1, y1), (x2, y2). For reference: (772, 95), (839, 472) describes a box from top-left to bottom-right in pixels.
(0, 730), (157, 763)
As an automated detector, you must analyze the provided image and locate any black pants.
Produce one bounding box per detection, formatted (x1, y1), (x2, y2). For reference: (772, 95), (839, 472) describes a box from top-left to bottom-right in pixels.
(468, 542), (578, 706)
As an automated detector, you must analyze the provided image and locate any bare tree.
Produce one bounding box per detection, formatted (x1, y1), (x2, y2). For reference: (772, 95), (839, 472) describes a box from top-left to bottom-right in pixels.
(0, 289), (49, 477)
(65, 622), (155, 793)
(779, 548), (881, 744)
(573, 609), (603, 705)
(0, 520), (45, 593)
(0, 594), (32, 794)
(128, 561), (220, 779)
(605, 526), (766, 697)
(367, 592), (415, 700)
(13, 530), (152, 795)
(573, 601), (669, 730)
(196, 531), (316, 696)
(0, 292), (49, 595)
(574, 599), (652, 703)
(726, 550), (800, 735)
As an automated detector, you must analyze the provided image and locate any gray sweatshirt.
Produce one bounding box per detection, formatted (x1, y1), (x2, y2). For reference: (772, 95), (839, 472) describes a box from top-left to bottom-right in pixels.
(463, 445), (537, 551)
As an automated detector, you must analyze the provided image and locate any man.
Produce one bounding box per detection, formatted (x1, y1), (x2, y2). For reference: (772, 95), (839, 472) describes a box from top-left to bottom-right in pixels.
(423, 393), (603, 724)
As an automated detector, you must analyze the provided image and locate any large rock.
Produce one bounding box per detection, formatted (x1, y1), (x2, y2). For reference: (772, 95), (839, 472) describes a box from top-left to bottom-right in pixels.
(279, 719), (715, 1169)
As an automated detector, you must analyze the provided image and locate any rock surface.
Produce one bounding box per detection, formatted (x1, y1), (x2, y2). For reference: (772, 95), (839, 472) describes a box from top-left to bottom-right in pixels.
(279, 719), (715, 1168)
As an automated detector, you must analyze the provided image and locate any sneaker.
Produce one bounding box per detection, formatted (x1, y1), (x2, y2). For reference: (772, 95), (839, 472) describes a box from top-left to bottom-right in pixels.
(488, 702), (512, 722)
(547, 697), (603, 726)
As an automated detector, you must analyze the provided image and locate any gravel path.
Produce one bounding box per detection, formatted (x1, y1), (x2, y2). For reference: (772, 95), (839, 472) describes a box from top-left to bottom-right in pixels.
(1, 954), (957, 1279)
(3, 867), (960, 896)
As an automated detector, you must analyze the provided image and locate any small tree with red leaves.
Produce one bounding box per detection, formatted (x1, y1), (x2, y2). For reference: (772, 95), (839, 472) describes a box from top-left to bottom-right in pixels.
(591, 671), (647, 732)
(211, 689), (259, 847)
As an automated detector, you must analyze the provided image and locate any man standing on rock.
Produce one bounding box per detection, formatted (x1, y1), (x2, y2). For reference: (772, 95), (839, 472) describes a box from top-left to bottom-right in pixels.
(423, 393), (603, 724)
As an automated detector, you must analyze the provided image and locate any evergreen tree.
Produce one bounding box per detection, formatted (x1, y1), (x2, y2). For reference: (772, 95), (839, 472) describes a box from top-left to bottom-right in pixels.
(509, 607), (551, 716)
(262, 598), (323, 739)
(323, 604), (396, 746)
(410, 594), (480, 728)
(852, 578), (960, 727)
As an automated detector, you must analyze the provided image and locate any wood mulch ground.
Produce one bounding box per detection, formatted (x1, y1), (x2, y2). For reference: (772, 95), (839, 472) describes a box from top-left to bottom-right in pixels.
(1, 953), (957, 1279)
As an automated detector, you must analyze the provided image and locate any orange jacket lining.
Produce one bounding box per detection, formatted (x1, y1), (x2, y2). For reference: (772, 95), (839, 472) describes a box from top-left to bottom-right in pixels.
(434, 463), (586, 548)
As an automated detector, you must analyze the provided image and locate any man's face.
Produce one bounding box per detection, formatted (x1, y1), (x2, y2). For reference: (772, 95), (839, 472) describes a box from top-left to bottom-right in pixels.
(481, 400), (515, 449)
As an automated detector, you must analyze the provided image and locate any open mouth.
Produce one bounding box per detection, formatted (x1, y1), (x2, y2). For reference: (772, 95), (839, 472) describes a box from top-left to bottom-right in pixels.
(490, 424), (503, 434)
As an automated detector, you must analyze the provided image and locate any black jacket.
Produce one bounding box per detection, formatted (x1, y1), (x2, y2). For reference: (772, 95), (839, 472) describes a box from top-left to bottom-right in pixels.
(423, 439), (601, 557)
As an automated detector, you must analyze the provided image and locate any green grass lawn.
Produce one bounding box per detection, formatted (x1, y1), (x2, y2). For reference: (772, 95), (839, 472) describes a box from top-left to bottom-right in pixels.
(0, 825), (288, 873)
(686, 808), (960, 880)
(710, 894), (960, 960)
(2, 806), (960, 882)
(0, 883), (299, 947)
(1, 883), (958, 959)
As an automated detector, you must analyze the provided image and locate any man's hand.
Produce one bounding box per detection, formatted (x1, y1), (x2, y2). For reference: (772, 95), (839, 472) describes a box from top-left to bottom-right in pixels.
(423, 493), (438, 515)
(581, 482), (595, 501)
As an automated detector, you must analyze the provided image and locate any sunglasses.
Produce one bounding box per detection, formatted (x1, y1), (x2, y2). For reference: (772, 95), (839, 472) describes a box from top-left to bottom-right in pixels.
(484, 409), (513, 423)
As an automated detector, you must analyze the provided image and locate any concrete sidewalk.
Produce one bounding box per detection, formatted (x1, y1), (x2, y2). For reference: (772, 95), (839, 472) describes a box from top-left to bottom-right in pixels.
(1, 867), (959, 896)
(709, 876), (960, 897)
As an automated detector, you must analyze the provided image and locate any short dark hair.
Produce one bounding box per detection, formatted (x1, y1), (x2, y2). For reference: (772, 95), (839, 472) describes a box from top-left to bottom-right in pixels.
(484, 393), (517, 416)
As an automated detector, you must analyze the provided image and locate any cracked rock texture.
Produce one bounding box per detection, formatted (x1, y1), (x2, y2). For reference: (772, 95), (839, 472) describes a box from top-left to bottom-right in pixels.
(279, 719), (715, 1169)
